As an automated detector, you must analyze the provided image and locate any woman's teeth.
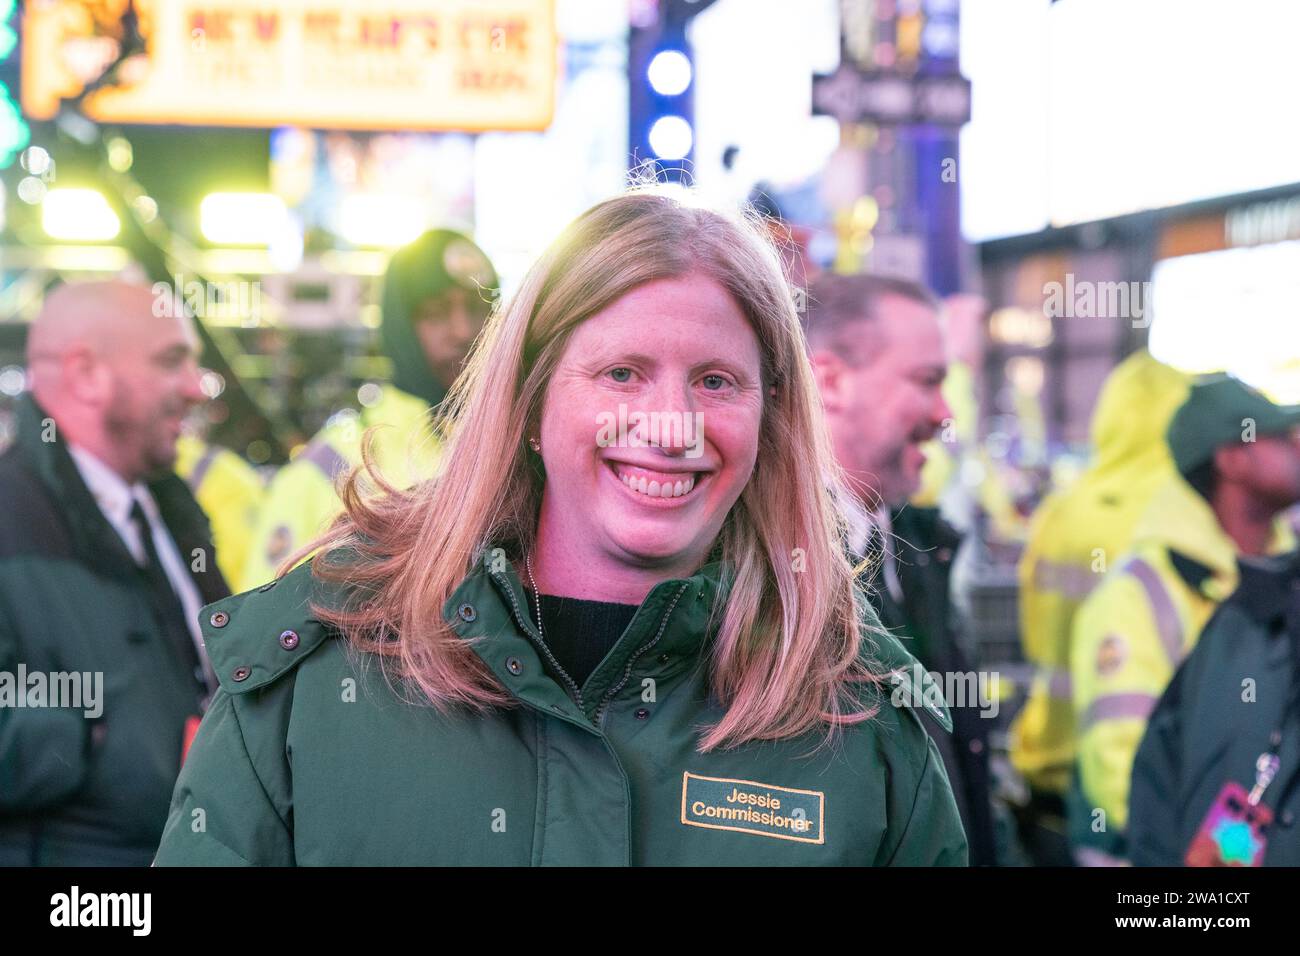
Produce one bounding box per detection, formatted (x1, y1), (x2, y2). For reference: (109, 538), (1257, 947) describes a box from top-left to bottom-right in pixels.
(616, 467), (697, 498)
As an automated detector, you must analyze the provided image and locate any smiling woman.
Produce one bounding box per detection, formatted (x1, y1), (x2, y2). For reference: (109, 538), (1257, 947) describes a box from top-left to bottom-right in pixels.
(153, 191), (969, 866)
(534, 271), (764, 603)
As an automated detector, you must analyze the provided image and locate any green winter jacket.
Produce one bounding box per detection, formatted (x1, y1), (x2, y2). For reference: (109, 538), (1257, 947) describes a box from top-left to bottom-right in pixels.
(1129, 550), (1300, 865)
(154, 547), (969, 866)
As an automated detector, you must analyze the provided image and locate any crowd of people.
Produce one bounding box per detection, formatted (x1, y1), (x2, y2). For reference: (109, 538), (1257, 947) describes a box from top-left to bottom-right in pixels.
(2, 190), (1298, 866)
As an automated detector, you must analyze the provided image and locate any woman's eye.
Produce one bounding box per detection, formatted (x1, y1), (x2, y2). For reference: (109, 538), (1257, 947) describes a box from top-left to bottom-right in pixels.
(609, 367), (633, 383)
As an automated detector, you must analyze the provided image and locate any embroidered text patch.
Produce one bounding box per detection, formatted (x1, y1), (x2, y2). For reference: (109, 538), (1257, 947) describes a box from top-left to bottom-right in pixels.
(680, 772), (825, 844)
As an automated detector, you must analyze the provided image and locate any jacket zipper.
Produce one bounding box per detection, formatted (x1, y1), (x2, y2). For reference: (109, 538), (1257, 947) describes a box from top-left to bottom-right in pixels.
(595, 582), (691, 729)
(489, 567), (586, 711)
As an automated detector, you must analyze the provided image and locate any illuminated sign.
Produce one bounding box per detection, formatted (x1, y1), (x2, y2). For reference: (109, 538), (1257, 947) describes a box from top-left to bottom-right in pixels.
(1150, 240), (1300, 398)
(22, 0), (556, 131)
(813, 66), (971, 127)
(961, 0), (1300, 242)
(1225, 197), (1300, 249)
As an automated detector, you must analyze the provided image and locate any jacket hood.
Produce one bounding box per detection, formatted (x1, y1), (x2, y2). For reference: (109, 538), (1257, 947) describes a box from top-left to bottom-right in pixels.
(378, 229), (498, 409)
(208, 545), (737, 716)
(1130, 474), (1239, 578)
(1089, 351), (1190, 482)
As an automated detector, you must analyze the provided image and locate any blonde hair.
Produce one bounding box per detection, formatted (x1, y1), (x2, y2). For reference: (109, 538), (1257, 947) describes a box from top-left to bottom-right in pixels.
(303, 191), (886, 750)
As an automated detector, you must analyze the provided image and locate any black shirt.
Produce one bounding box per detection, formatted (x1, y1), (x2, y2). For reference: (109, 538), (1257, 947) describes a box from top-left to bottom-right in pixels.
(523, 590), (639, 688)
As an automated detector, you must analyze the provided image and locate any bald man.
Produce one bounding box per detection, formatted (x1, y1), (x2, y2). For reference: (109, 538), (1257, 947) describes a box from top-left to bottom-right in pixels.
(0, 280), (230, 866)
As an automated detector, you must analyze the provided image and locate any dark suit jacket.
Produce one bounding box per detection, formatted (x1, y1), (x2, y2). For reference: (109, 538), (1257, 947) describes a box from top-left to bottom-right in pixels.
(862, 506), (998, 865)
(0, 394), (230, 865)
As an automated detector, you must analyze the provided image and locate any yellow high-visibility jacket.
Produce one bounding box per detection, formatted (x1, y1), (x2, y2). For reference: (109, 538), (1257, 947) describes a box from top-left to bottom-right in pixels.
(914, 361), (1025, 543)
(1068, 475), (1293, 856)
(237, 386), (440, 591)
(175, 434), (265, 588)
(1010, 353), (1189, 796)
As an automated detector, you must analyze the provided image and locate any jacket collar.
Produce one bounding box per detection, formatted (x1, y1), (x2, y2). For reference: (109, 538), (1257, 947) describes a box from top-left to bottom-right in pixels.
(10, 393), (227, 602)
(1231, 550), (1300, 632)
(444, 544), (733, 730)
(67, 443), (144, 534)
(362, 385), (431, 434)
(12, 393), (140, 584)
(1133, 475), (1240, 581)
(1131, 475), (1292, 602)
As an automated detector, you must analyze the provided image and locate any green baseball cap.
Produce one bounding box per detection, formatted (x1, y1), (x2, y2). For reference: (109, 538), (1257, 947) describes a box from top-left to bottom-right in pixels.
(1167, 374), (1300, 475)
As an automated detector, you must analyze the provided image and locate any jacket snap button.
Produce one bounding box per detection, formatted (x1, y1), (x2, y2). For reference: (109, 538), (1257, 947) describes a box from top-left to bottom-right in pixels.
(457, 603), (477, 623)
(658, 653), (671, 665)
(1282, 810), (1295, 827)
(969, 739), (984, 755)
(506, 657), (523, 675)
(210, 610), (229, 628)
(232, 665), (251, 682)
(279, 629), (300, 650)
(635, 708), (650, 720)
(259, 580), (277, 592)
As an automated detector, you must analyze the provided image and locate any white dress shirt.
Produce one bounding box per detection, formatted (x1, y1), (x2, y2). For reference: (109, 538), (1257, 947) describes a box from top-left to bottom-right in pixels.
(846, 502), (905, 605)
(67, 445), (210, 683)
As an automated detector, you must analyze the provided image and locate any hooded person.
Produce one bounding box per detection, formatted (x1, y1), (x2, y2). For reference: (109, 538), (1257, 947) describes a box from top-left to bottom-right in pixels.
(1008, 351), (1190, 863)
(1068, 374), (1300, 864)
(238, 230), (497, 591)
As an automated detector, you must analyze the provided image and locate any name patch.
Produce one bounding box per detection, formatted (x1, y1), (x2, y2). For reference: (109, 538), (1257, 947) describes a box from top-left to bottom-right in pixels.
(680, 772), (825, 844)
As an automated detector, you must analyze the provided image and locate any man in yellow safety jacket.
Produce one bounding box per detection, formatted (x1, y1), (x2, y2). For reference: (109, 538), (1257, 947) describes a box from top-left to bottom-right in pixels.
(1009, 352), (1189, 862)
(1068, 375), (1300, 864)
(174, 433), (265, 587)
(238, 230), (497, 591)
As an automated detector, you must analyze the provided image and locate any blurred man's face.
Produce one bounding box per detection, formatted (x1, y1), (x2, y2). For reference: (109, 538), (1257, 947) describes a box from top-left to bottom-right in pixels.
(1231, 427), (1300, 510)
(104, 314), (206, 480)
(814, 295), (951, 508)
(413, 286), (490, 388)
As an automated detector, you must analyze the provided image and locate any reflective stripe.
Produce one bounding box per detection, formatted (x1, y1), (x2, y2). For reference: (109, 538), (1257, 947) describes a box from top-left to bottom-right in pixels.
(1080, 691), (1158, 731)
(186, 445), (220, 492)
(1046, 667), (1072, 699)
(1034, 558), (1101, 601)
(301, 442), (349, 483)
(1123, 558), (1184, 668)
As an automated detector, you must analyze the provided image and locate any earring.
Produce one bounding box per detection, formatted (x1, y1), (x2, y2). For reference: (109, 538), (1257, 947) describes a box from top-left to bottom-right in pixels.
(528, 436), (541, 452)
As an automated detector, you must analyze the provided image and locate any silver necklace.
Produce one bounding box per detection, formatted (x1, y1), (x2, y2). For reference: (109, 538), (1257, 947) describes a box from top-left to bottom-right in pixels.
(525, 552), (545, 642)
(524, 551), (589, 707)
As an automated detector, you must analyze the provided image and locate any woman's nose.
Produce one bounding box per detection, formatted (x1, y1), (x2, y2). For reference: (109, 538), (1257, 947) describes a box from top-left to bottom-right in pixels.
(631, 378), (698, 455)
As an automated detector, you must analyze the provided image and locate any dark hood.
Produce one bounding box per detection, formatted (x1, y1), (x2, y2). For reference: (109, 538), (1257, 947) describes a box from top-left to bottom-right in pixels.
(378, 229), (498, 408)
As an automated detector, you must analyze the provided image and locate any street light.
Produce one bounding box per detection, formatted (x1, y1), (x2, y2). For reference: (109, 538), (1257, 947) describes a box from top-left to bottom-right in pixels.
(42, 189), (120, 241)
